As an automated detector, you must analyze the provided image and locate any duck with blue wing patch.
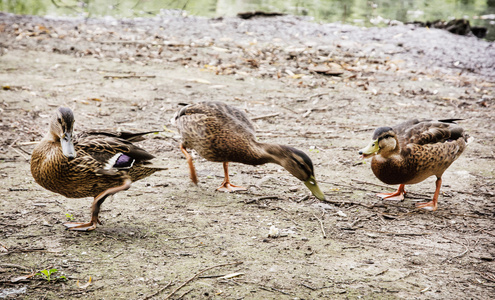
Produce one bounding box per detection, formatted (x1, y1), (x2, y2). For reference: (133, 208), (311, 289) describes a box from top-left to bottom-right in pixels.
(359, 119), (472, 211)
(171, 101), (325, 201)
(31, 107), (166, 231)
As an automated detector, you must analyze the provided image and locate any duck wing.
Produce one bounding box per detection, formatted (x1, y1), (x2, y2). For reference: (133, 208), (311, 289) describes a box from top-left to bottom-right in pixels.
(399, 120), (465, 146)
(73, 132), (156, 175)
(175, 101), (255, 134)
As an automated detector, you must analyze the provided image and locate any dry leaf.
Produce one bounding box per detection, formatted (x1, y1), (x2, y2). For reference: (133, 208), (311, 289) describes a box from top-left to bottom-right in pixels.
(77, 276), (92, 289)
(11, 273), (35, 283)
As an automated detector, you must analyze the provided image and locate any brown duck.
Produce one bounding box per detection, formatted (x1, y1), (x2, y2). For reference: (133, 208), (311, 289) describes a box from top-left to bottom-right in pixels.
(172, 101), (325, 200)
(359, 119), (471, 211)
(31, 107), (165, 231)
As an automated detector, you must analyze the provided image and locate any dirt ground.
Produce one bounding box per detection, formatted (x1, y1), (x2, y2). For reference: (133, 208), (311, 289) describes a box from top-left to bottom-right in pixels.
(0, 12), (494, 299)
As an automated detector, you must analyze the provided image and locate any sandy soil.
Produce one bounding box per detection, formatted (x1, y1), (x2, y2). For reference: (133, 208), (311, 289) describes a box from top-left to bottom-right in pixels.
(0, 12), (494, 299)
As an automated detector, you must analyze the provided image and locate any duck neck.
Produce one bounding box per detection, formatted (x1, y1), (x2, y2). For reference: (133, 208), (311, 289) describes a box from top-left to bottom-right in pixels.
(256, 143), (291, 166)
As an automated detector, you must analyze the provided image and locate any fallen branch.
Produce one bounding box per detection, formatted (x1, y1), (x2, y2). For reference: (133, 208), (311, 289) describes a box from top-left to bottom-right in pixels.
(259, 285), (291, 295)
(0, 263), (31, 271)
(300, 282), (317, 290)
(142, 280), (173, 300)
(164, 261), (243, 299)
(251, 113), (280, 121)
(103, 75), (156, 79)
(362, 229), (431, 236)
(166, 234), (206, 241)
(312, 212), (327, 239)
(321, 198), (375, 209)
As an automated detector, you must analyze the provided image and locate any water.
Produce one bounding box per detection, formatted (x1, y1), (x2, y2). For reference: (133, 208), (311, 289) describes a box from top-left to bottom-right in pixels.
(1, 0), (494, 40)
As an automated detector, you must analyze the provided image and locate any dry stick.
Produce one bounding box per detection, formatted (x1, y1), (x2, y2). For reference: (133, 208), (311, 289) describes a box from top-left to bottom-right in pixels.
(166, 234), (206, 240)
(250, 112), (280, 121)
(274, 206), (301, 228)
(259, 285), (291, 295)
(9, 144), (30, 161)
(164, 261), (243, 300)
(362, 229), (431, 236)
(312, 213), (327, 239)
(103, 75), (156, 79)
(142, 280), (173, 300)
(279, 105), (298, 114)
(0, 263), (31, 271)
(177, 289), (193, 299)
(308, 92), (330, 100)
(300, 282), (317, 290)
(321, 198), (376, 209)
(479, 273), (495, 283)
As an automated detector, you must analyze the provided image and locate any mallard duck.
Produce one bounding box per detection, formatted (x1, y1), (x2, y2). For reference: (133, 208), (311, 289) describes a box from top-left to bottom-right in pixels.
(171, 101), (325, 200)
(359, 119), (471, 211)
(31, 107), (165, 231)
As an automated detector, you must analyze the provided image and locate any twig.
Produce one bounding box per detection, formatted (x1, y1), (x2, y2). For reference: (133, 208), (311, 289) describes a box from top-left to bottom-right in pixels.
(256, 196), (280, 201)
(259, 285), (291, 295)
(166, 234), (206, 241)
(251, 112), (280, 121)
(93, 238), (105, 246)
(321, 198), (375, 209)
(0, 263), (31, 271)
(441, 237), (478, 263)
(442, 244), (469, 263)
(300, 282), (317, 290)
(302, 109), (313, 118)
(177, 288), (193, 299)
(274, 206), (301, 228)
(9, 145), (30, 161)
(103, 75), (156, 79)
(142, 280), (173, 300)
(279, 105), (298, 114)
(17, 141), (40, 146)
(1, 248), (49, 256)
(362, 229), (430, 236)
(308, 92), (329, 100)
(312, 213), (327, 239)
(164, 261), (243, 299)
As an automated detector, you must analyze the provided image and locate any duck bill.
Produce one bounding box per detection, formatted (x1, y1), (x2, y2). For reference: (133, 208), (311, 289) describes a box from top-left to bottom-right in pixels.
(359, 139), (379, 159)
(304, 176), (326, 201)
(61, 132), (76, 159)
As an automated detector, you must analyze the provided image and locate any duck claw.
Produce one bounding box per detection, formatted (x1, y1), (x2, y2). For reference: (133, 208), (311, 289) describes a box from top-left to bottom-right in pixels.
(64, 221), (97, 231)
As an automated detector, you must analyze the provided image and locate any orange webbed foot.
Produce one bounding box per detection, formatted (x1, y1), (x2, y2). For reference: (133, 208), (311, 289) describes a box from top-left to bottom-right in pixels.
(64, 219), (100, 231)
(376, 184), (406, 201)
(376, 192), (405, 201)
(216, 182), (247, 192)
(416, 201), (438, 211)
(64, 222), (97, 231)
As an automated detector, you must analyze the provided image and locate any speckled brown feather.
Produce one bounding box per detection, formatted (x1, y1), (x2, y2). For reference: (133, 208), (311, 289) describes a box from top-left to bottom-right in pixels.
(31, 131), (162, 199)
(175, 102), (269, 165)
(371, 120), (468, 185)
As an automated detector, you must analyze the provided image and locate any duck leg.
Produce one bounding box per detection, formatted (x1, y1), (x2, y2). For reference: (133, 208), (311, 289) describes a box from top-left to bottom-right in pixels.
(217, 162), (247, 192)
(64, 179), (132, 231)
(416, 178), (441, 211)
(377, 184), (406, 201)
(181, 144), (198, 184)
